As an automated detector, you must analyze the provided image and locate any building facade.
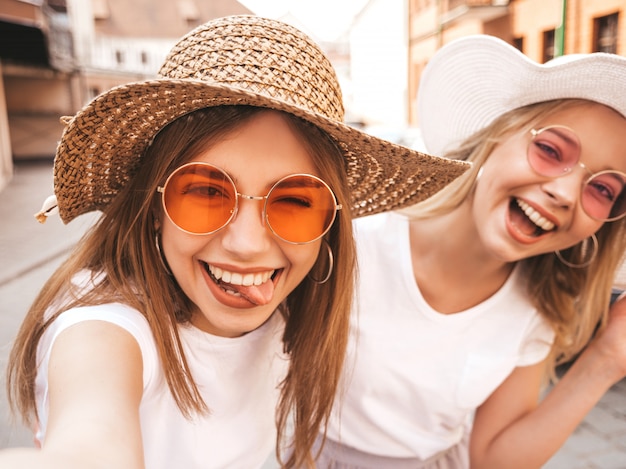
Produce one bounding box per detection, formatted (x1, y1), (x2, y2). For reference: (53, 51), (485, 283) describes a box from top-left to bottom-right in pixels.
(0, 0), (252, 191)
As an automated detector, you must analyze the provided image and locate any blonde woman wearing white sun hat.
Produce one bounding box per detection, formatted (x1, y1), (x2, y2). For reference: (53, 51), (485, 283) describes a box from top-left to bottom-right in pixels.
(0, 15), (468, 469)
(316, 34), (626, 468)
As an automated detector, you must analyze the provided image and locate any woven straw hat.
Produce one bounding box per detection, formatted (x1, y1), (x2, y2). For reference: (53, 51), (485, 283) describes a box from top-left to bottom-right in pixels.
(43, 15), (469, 224)
(418, 34), (626, 156)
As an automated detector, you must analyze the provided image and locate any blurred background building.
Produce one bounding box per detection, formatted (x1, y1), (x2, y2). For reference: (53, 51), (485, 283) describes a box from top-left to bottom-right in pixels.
(0, 0), (254, 191)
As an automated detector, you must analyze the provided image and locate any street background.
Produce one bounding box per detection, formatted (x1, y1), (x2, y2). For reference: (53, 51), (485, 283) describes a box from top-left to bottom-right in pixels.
(0, 160), (625, 468)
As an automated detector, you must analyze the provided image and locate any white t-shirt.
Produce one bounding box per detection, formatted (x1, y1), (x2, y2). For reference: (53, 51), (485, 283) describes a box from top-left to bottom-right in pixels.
(325, 211), (555, 460)
(35, 290), (288, 469)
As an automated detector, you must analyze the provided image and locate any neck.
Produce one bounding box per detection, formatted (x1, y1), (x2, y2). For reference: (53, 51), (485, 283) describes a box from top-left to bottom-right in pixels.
(408, 205), (515, 314)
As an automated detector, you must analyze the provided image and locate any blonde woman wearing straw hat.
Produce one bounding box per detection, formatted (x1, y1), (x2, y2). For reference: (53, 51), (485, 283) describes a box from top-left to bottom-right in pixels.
(0, 16), (467, 469)
(317, 35), (626, 468)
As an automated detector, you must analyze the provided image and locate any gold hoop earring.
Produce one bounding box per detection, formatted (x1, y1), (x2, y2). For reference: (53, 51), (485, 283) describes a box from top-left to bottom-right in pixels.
(555, 234), (598, 269)
(155, 232), (173, 275)
(308, 239), (334, 284)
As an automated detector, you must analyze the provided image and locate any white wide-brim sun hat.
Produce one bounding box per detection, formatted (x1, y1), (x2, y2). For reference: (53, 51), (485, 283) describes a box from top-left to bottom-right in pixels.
(418, 34), (626, 156)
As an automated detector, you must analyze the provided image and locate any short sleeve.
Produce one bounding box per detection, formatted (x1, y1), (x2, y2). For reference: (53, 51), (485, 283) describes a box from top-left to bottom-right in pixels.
(517, 313), (555, 366)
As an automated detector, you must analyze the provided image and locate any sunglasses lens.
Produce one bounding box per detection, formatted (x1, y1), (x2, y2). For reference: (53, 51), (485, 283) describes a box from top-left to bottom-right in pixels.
(161, 165), (339, 241)
(583, 172), (626, 221)
(162, 163), (236, 234)
(266, 175), (338, 243)
(528, 127), (580, 177)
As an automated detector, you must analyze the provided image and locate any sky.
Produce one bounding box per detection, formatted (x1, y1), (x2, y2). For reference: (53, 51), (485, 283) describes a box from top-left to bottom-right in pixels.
(238, 0), (370, 41)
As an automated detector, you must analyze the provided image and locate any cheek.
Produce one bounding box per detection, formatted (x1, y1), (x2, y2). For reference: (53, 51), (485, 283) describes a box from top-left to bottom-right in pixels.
(483, 137), (533, 178)
(284, 243), (322, 279)
(160, 221), (203, 271)
(475, 171), (514, 200)
(470, 168), (521, 227)
(478, 148), (536, 199)
(568, 219), (603, 244)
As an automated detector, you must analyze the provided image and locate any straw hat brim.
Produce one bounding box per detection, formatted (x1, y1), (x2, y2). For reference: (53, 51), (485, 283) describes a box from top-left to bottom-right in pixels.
(54, 78), (470, 222)
(418, 35), (626, 156)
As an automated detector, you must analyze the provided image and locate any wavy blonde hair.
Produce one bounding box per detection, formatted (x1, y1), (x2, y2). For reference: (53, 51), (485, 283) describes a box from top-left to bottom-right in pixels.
(402, 99), (626, 376)
(6, 106), (355, 469)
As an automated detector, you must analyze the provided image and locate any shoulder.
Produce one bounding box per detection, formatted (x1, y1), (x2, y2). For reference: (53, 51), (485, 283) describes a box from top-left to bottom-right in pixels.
(44, 303), (152, 348)
(353, 211), (400, 230)
(50, 317), (144, 362)
(38, 303), (158, 392)
(353, 211), (407, 241)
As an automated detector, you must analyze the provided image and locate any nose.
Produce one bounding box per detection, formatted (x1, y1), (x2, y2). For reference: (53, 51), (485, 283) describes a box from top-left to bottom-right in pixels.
(540, 169), (584, 211)
(219, 197), (273, 255)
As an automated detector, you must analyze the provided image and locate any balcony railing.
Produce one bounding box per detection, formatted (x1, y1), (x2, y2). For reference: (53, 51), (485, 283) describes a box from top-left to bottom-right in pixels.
(442, 0), (509, 25)
(448, 0), (506, 9)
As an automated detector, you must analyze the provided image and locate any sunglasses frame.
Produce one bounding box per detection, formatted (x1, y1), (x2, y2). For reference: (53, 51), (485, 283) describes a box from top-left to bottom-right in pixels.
(157, 162), (343, 244)
(528, 125), (626, 222)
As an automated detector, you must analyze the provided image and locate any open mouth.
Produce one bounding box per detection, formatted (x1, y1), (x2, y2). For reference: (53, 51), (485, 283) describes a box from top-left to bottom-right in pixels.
(509, 198), (556, 237)
(201, 261), (279, 305)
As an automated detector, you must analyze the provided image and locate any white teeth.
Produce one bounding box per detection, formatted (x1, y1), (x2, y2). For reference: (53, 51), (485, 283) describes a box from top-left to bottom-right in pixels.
(212, 266), (224, 280)
(515, 199), (556, 231)
(221, 269), (231, 283)
(208, 265), (274, 286)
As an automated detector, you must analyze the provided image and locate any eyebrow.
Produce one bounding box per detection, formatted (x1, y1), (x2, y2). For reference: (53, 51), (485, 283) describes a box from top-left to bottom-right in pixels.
(273, 177), (324, 190)
(230, 174), (324, 194)
(543, 127), (579, 148)
(179, 166), (230, 181)
(604, 172), (626, 190)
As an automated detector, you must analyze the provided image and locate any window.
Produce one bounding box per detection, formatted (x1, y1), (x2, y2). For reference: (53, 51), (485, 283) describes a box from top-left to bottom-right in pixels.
(542, 29), (555, 62)
(513, 37), (524, 52)
(178, 0), (199, 27)
(46, 0), (67, 13)
(594, 13), (618, 53)
(88, 87), (101, 100)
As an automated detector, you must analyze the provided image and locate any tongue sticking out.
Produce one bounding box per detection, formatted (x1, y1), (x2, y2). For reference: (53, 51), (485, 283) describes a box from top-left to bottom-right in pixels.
(225, 280), (275, 305)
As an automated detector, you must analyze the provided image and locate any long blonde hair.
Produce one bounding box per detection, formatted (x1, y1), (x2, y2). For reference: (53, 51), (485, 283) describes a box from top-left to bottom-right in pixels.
(6, 106), (355, 469)
(403, 99), (626, 375)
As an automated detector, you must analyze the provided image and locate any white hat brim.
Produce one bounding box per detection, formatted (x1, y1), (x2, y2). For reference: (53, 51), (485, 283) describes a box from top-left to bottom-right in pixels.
(418, 35), (626, 156)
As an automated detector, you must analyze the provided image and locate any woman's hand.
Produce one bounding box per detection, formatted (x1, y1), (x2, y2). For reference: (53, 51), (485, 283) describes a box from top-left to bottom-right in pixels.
(587, 291), (626, 383)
